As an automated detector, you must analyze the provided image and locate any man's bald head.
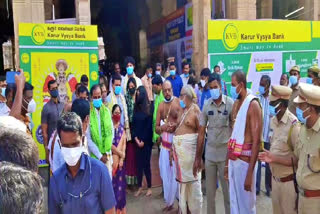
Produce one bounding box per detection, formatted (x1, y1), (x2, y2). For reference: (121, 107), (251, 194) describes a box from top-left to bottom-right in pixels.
(231, 70), (247, 89)
(163, 80), (173, 101)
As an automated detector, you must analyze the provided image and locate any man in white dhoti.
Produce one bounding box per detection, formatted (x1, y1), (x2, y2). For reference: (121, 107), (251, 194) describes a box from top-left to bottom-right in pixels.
(173, 85), (203, 214)
(225, 70), (262, 214)
(155, 81), (180, 211)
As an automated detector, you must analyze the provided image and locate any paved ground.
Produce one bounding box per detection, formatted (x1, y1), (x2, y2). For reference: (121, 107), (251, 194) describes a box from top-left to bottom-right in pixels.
(126, 182), (272, 214)
(41, 148), (273, 214)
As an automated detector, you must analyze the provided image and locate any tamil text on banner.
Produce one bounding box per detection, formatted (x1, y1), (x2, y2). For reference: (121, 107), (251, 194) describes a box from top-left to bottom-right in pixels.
(19, 23), (99, 166)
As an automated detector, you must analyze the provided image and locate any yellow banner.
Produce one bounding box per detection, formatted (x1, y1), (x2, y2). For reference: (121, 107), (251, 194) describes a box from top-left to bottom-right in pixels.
(19, 23), (98, 44)
(208, 20), (312, 44)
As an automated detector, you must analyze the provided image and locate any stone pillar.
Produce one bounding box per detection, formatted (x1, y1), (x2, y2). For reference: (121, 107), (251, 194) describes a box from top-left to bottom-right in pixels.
(75, 0), (91, 25)
(192, 0), (211, 78)
(260, 0), (273, 18)
(139, 30), (148, 69)
(12, 0), (45, 68)
(161, 0), (177, 16)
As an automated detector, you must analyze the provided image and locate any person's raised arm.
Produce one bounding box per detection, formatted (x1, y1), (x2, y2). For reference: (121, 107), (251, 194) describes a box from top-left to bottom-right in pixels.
(244, 100), (262, 192)
(9, 70), (25, 118)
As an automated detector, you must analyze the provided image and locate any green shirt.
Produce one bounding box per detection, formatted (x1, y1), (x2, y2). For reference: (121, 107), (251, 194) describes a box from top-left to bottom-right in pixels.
(152, 91), (164, 143)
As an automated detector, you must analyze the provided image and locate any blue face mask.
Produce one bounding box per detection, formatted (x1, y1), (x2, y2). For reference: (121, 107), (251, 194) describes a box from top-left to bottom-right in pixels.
(269, 103), (280, 117)
(1, 88), (5, 97)
(289, 75), (298, 85)
(114, 86), (122, 95)
(259, 86), (265, 95)
(148, 73), (152, 78)
(210, 88), (221, 100)
(296, 107), (309, 123)
(50, 89), (59, 98)
(93, 98), (102, 109)
(156, 71), (161, 75)
(230, 85), (240, 100)
(306, 77), (313, 84)
(170, 70), (176, 76)
(184, 73), (189, 78)
(127, 67), (134, 75)
(179, 99), (186, 109)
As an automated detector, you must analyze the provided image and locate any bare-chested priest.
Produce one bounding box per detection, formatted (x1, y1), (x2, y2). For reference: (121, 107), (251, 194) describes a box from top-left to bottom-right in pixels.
(173, 85), (203, 214)
(155, 80), (180, 212)
(225, 70), (262, 214)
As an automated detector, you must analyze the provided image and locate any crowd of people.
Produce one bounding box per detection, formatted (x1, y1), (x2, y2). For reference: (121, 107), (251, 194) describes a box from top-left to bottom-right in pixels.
(0, 55), (320, 214)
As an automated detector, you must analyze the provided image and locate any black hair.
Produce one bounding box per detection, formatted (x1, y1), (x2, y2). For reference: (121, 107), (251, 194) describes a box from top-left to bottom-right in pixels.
(47, 80), (56, 91)
(23, 82), (34, 95)
(261, 75), (271, 87)
(124, 56), (135, 66)
(77, 85), (89, 95)
(134, 86), (150, 115)
(75, 83), (82, 89)
(112, 74), (122, 84)
(0, 128), (39, 172)
(5, 83), (16, 99)
(152, 75), (163, 85)
(169, 62), (176, 67)
(71, 99), (90, 122)
(187, 76), (197, 87)
(99, 75), (108, 86)
(90, 84), (101, 96)
(57, 112), (83, 137)
(156, 63), (162, 69)
(145, 64), (153, 70)
(208, 73), (221, 84)
(127, 77), (137, 91)
(0, 162), (43, 214)
(189, 68), (195, 76)
(214, 65), (220, 70)
(182, 61), (190, 69)
(232, 70), (247, 88)
(80, 74), (89, 83)
(0, 76), (6, 81)
(112, 104), (122, 114)
(200, 68), (211, 77)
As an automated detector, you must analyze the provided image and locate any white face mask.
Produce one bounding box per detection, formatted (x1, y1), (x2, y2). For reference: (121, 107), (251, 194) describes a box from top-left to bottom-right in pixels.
(200, 80), (206, 88)
(27, 99), (37, 113)
(61, 146), (84, 166)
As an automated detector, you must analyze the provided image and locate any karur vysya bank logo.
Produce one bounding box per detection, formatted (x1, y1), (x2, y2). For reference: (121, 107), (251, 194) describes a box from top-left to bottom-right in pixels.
(31, 25), (46, 45)
(223, 23), (239, 51)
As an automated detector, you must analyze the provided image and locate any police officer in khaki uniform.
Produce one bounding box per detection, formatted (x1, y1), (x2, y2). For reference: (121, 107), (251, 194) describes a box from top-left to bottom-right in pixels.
(288, 65), (300, 116)
(307, 65), (320, 86)
(259, 85), (300, 214)
(293, 83), (320, 214)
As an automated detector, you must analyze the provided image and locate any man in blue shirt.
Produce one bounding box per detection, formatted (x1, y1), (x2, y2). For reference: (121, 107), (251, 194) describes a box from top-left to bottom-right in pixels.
(49, 112), (116, 214)
(200, 68), (211, 110)
(166, 62), (183, 97)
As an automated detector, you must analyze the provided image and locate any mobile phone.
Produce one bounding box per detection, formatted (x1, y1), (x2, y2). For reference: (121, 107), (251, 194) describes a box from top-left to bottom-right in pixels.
(6, 71), (20, 84)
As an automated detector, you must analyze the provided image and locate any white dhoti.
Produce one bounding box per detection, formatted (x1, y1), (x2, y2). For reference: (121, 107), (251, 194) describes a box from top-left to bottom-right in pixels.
(159, 131), (178, 207)
(228, 159), (257, 214)
(173, 134), (203, 214)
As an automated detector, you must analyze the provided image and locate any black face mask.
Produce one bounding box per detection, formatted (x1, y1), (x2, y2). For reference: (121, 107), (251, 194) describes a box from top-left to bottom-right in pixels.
(129, 88), (136, 95)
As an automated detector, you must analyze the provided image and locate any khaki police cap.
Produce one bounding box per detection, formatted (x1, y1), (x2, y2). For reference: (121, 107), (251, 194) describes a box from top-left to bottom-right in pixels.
(308, 65), (320, 73)
(289, 65), (300, 74)
(270, 85), (292, 102)
(293, 83), (320, 106)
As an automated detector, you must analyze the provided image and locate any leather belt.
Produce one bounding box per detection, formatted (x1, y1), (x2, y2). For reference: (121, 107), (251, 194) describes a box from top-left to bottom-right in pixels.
(273, 174), (294, 183)
(300, 189), (320, 198)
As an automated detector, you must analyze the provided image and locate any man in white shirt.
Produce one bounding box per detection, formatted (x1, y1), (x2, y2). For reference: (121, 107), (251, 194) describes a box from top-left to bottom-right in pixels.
(180, 62), (191, 86)
(49, 99), (90, 173)
(121, 56), (142, 95)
